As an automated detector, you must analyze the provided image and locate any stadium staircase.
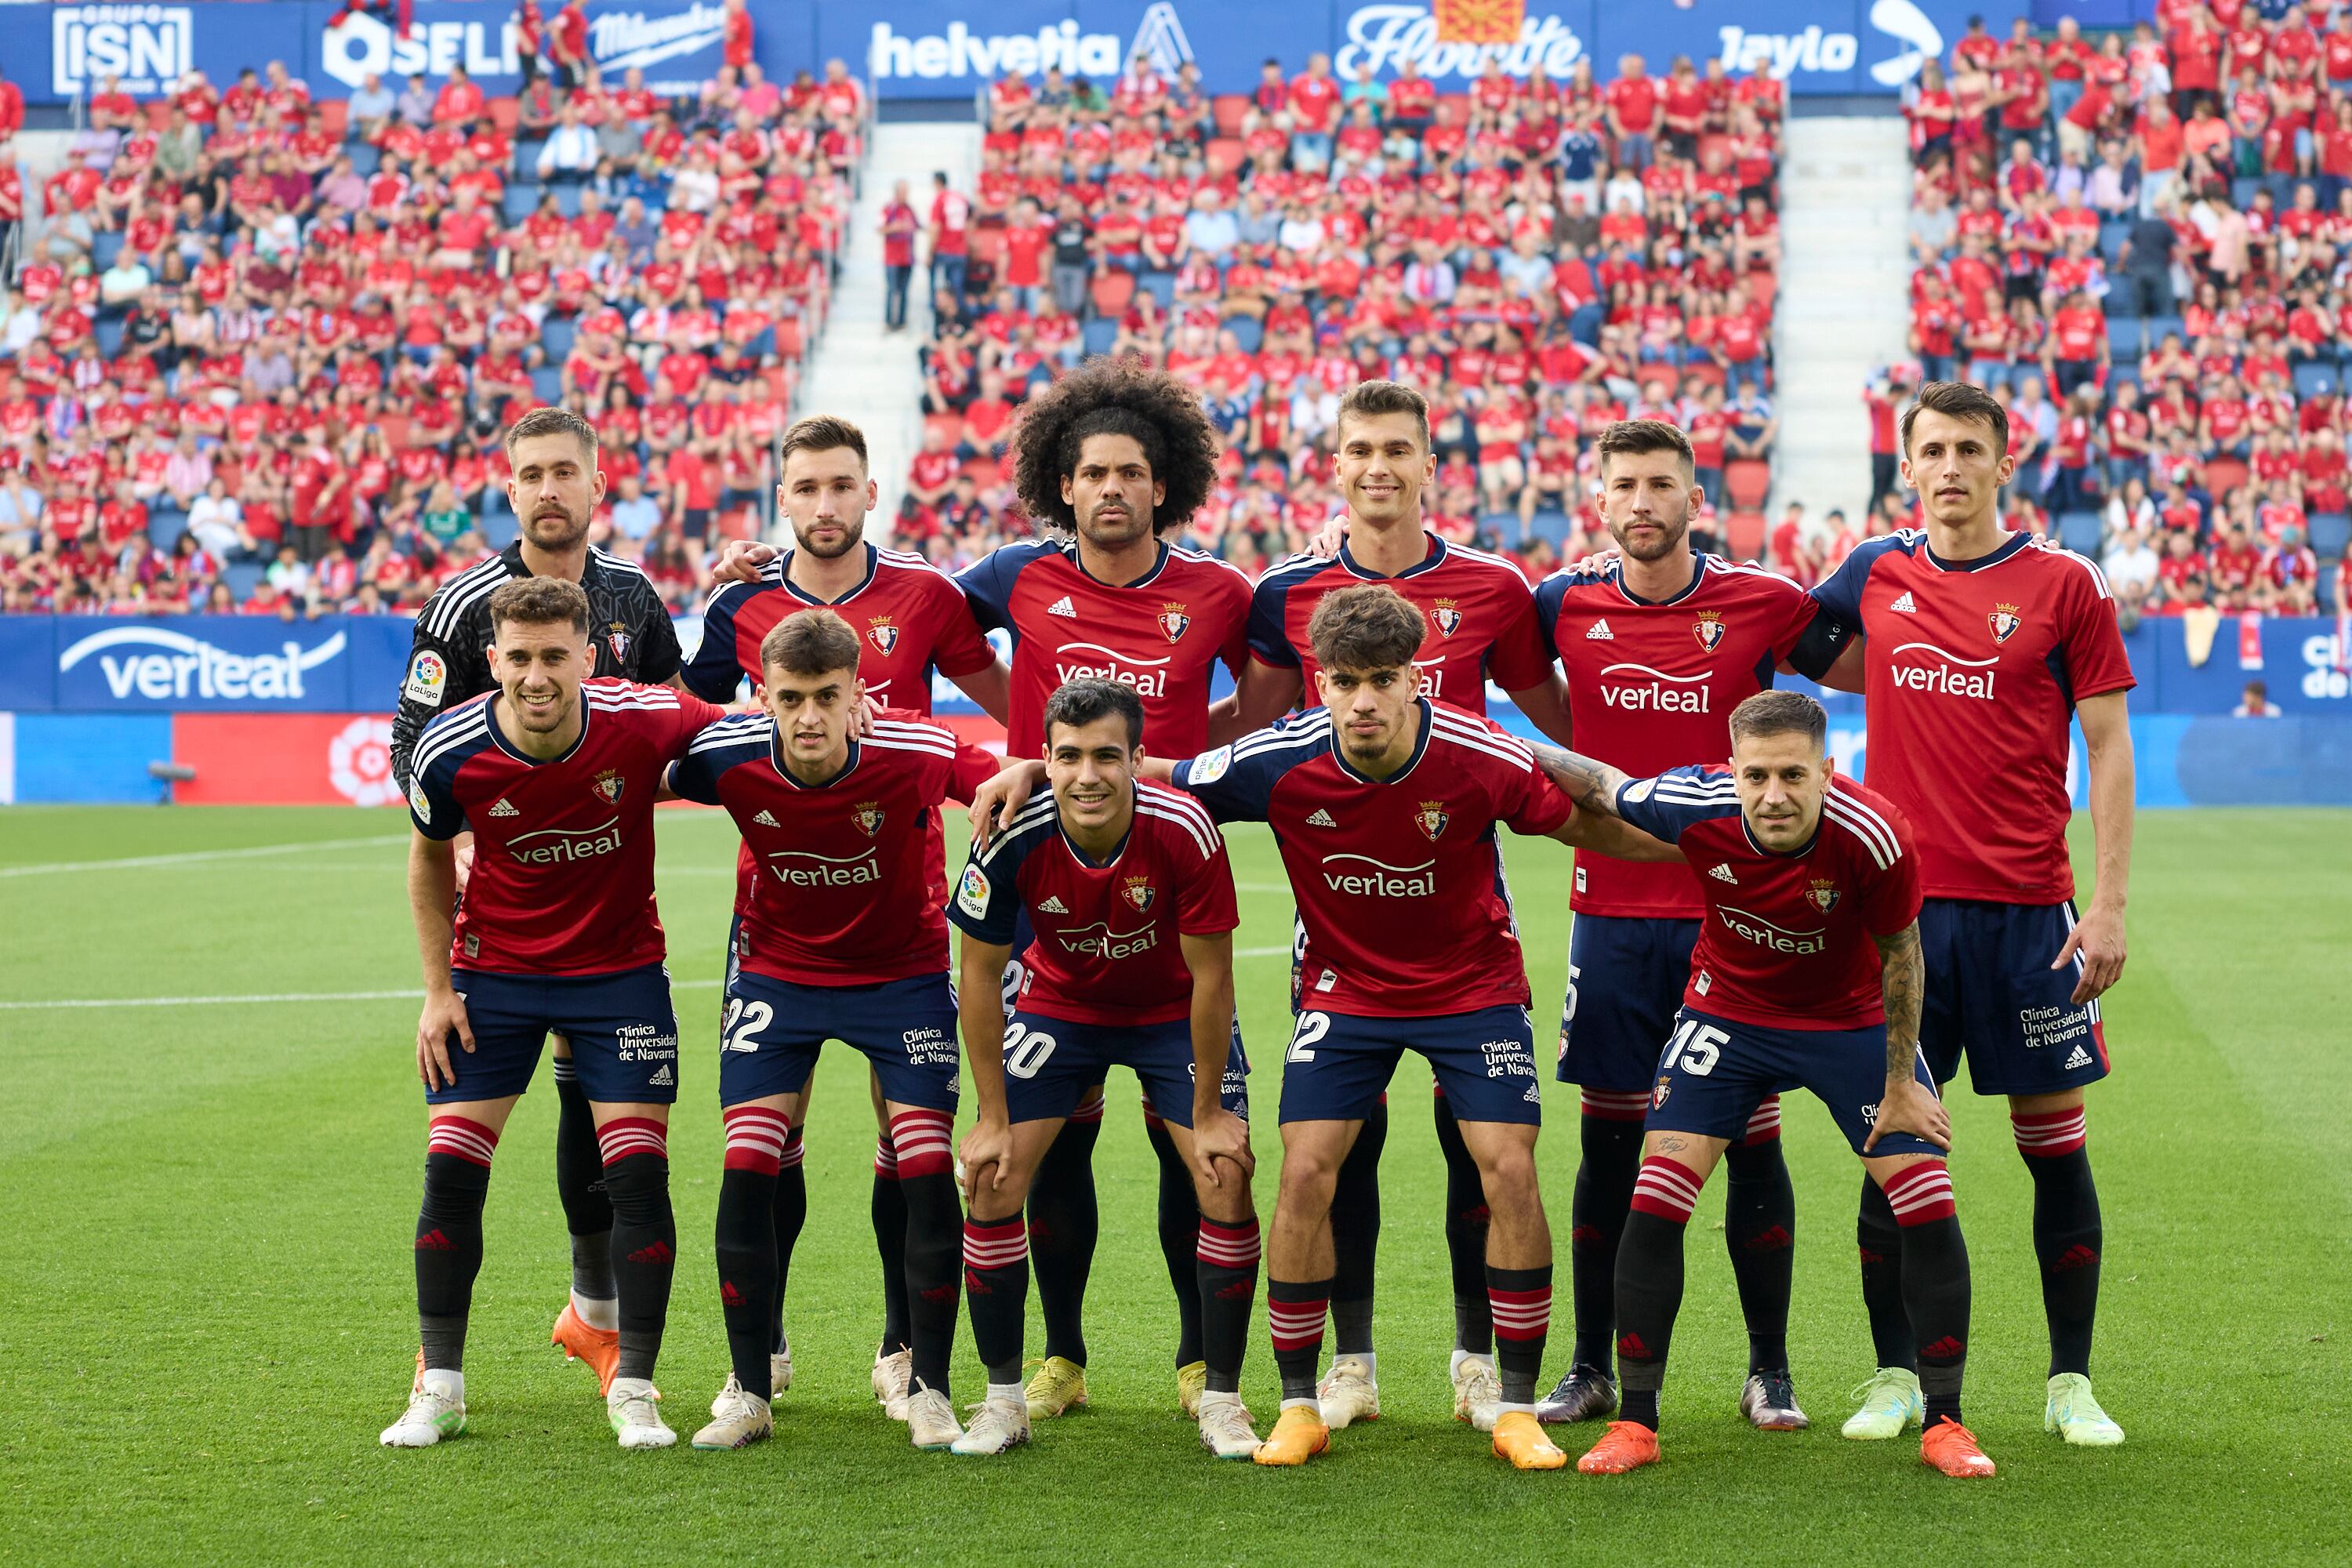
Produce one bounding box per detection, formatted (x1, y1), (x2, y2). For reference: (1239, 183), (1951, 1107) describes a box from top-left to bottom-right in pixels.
(1770, 115), (1912, 529)
(786, 121), (980, 539)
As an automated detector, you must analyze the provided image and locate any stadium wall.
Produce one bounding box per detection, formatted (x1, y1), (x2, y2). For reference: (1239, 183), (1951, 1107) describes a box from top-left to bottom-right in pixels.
(17, 0), (2028, 106)
(0, 614), (2346, 806)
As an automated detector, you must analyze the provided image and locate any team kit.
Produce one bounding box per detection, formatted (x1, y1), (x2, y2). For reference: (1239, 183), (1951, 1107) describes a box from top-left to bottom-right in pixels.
(379, 372), (2136, 1479)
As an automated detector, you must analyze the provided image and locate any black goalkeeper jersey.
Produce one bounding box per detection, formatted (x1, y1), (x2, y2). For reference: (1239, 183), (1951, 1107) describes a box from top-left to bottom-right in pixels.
(388, 541), (684, 792)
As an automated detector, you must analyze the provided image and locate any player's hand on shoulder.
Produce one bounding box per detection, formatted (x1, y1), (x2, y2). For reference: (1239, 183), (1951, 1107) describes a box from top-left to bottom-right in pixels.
(1307, 515), (1348, 559)
(711, 538), (777, 586)
(2053, 902), (2125, 1004)
(1566, 545), (1623, 575)
(1865, 1077), (1951, 1152)
(967, 760), (1045, 845)
(416, 989), (476, 1091)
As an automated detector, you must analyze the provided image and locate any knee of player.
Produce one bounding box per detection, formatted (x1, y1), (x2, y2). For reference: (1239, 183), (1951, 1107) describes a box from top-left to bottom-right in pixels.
(1274, 1156), (1341, 1216)
(1478, 1145), (1542, 1210)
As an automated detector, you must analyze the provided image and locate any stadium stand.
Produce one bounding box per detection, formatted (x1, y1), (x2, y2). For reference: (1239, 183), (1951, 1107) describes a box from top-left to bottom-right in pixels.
(0, 44), (866, 615)
(1890, 4), (2352, 620)
(892, 49), (1791, 582)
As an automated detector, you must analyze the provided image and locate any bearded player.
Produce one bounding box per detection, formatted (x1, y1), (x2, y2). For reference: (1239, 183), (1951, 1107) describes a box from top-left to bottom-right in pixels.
(382, 577), (724, 1450)
(1798, 381), (2135, 1448)
(1526, 692), (1994, 1481)
(687, 416), (1011, 1420)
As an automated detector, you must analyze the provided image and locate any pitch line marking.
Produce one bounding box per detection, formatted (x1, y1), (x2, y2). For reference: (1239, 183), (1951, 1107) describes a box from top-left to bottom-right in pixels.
(0, 834), (409, 877)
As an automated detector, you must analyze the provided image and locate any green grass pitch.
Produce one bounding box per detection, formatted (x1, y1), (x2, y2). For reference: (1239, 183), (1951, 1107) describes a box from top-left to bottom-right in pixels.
(2, 803), (2347, 1565)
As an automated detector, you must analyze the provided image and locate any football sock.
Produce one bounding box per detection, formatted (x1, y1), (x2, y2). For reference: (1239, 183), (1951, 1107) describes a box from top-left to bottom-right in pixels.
(1615, 1156), (1703, 1432)
(870, 1137), (912, 1356)
(551, 1060), (616, 1309)
(1196, 1218), (1261, 1395)
(715, 1105), (788, 1403)
(1027, 1100), (1101, 1367)
(1267, 1277), (1331, 1407)
(962, 1215), (1030, 1386)
(416, 1116), (497, 1373)
(769, 1130), (805, 1354)
(598, 1119), (675, 1384)
(889, 1109), (960, 1396)
(1145, 1106), (1205, 1367)
(1570, 1097), (1646, 1370)
(1433, 1091), (1494, 1356)
(1486, 1263), (1553, 1408)
(1855, 1172), (1917, 1370)
(1882, 1160), (1969, 1427)
(2013, 1106), (2101, 1377)
(1722, 1098), (1795, 1375)
(1329, 1096), (1385, 1357)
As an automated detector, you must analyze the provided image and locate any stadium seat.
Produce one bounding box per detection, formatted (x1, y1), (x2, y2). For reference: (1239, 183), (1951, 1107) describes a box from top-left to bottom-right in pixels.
(2231, 177), (2260, 208)
(1697, 133), (1733, 169)
(1203, 137), (1246, 178)
(349, 142), (380, 176)
(529, 366), (564, 403)
(517, 136), (549, 171)
(2146, 314), (2186, 347)
(1725, 459), (1771, 510)
(2098, 220), (2128, 263)
(1221, 314), (1264, 353)
(224, 562), (265, 602)
(1435, 95), (1471, 126)
(1137, 270), (1176, 310)
(91, 231), (125, 272)
(2205, 458), (2249, 498)
(1211, 94), (1249, 136)
(483, 507), (521, 549)
(2107, 317), (2142, 358)
(1744, 270), (1777, 313)
(147, 510), (189, 548)
(1082, 318), (1120, 356)
(1723, 510), (1767, 562)
(539, 314), (575, 361)
(774, 318), (805, 361)
(2057, 510), (2103, 555)
(95, 318), (126, 359)
(2294, 361), (2339, 401)
(1683, 361), (1726, 390)
(320, 100), (348, 140)
(2321, 563), (2341, 607)
(1089, 268), (1135, 319)
(503, 183), (543, 224)
(2312, 513), (2352, 556)
(1526, 508), (1574, 546)
(489, 97), (519, 134)
(924, 412), (960, 446)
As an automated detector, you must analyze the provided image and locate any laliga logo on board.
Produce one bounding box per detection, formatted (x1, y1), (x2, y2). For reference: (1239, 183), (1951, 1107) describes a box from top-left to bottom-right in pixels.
(59, 624), (347, 702)
(51, 5), (192, 97)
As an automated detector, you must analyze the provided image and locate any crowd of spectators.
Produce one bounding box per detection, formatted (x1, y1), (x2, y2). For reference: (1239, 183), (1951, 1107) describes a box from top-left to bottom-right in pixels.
(1891, 2), (2352, 623)
(0, 14), (866, 616)
(893, 46), (1791, 579)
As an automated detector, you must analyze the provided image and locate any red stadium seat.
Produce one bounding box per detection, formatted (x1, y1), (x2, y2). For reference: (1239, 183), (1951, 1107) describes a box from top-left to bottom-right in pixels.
(1212, 94), (1250, 136)
(1683, 361), (1726, 390)
(967, 227), (1004, 265)
(1697, 133), (1734, 169)
(1723, 511), (1768, 562)
(2204, 457), (2249, 499)
(961, 458), (1001, 485)
(1203, 136), (1246, 177)
(1744, 270), (1777, 312)
(488, 96), (518, 134)
(144, 100), (173, 132)
(924, 412), (960, 447)
(1725, 460), (1772, 510)
(773, 318), (804, 361)
(1090, 268), (1136, 318)
(1435, 95), (1471, 126)
(319, 100), (348, 139)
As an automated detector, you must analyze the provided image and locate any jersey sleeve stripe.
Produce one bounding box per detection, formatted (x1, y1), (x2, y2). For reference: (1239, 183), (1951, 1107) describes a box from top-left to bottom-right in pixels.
(412, 710), (491, 777)
(864, 734), (959, 760)
(1653, 779), (1738, 801)
(1254, 550), (1330, 585)
(590, 544), (652, 580)
(420, 557), (510, 637)
(1138, 799), (1218, 859)
(2039, 539), (2114, 599)
(1822, 797), (1899, 869)
(975, 798), (1059, 867)
(1235, 717), (1332, 760)
(1428, 710), (1533, 770)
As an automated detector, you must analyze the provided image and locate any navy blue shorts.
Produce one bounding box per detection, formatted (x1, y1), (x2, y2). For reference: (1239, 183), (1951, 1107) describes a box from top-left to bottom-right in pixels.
(1555, 914), (1700, 1090)
(719, 967), (961, 1112)
(1279, 1005), (1542, 1127)
(433, 964), (679, 1106)
(1918, 898), (2111, 1097)
(1000, 1009), (1248, 1127)
(1645, 1006), (1942, 1159)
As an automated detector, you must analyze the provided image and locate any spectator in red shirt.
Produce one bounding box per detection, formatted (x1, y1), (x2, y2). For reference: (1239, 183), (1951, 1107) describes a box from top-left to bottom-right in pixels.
(0, 68), (22, 140)
(549, 0), (590, 90)
(1287, 53), (1341, 172)
(880, 180), (917, 332)
(1605, 53), (1659, 170)
(433, 65), (486, 125)
(722, 0), (754, 71)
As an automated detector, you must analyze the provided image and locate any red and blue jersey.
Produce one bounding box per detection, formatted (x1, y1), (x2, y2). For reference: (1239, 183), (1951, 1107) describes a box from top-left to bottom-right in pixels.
(955, 539), (1253, 758)
(1611, 765), (1922, 1030)
(683, 543), (996, 711)
(1247, 533), (1553, 716)
(1171, 699), (1574, 1018)
(1807, 531), (2135, 905)
(408, 679), (724, 975)
(949, 780), (1237, 1026)
(667, 710), (1000, 985)
(1536, 554), (1826, 918)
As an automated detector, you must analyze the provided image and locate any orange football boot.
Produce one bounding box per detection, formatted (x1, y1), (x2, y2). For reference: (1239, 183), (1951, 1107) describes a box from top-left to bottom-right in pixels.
(1576, 1420), (1662, 1474)
(1921, 1418), (1997, 1478)
(551, 1301), (622, 1395)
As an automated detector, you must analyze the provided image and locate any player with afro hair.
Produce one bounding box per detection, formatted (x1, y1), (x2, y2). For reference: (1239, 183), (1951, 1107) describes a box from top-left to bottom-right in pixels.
(1010, 358), (1221, 538)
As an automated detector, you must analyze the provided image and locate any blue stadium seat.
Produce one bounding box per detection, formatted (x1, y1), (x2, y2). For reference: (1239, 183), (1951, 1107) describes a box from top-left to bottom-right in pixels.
(539, 315), (575, 361)
(225, 562), (266, 601)
(2098, 221), (2128, 263)
(95, 318), (126, 359)
(1137, 270), (1176, 310)
(2058, 510), (2103, 556)
(90, 231), (125, 272)
(2312, 513), (2352, 557)
(2230, 177), (2260, 208)
(2107, 317), (2142, 358)
(2145, 314), (2186, 347)
(147, 509), (189, 548)
(517, 137), (549, 172)
(529, 366), (564, 402)
(1221, 315), (1263, 354)
(503, 183), (543, 224)
(1479, 511), (1525, 546)
(550, 180), (583, 217)
(349, 143), (379, 177)
(483, 508), (521, 549)
(1526, 508), (1574, 546)
(1082, 318), (1120, 356)
(2294, 361), (2339, 401)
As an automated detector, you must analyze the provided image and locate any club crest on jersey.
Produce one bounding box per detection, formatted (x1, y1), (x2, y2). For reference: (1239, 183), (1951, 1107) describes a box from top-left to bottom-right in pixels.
(1414, 800), (1450, 841)
(593, 768), (624, 804)
(1806, 877), (1841, 913)
(607, 622), (631, 666)
(1692, 610), (1726, 652)
(1430, 597), (1461, 637)
(1122, 875), (1156, 912)
(867, 616), (900, 656)
(1157, 601), (1190, 644)
(851, 800), (884, 837)
(1987, 603), (2024, 644)
(1653, 1075), (1673, 1109)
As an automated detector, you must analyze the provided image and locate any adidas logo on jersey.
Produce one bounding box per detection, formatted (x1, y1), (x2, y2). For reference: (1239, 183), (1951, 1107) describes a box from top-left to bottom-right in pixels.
(1708, 862), (1739, 884)
(2063, 1044), (2093, 1069)
(488, 798), (519, 818)
(1047, 595), (1078, 619)
(1586, 619), (1615, 641)
(1305, 808), (1338, 827)
(1889, 591), (1918, 613)
(648, 1065), (674, 1087)
(753, 810), (779, 827)
(1037, 895), (1069, 913)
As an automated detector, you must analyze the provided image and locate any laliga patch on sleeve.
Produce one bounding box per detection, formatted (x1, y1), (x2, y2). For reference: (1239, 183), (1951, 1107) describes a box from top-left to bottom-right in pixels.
(1620, 776), (1657, 804)
(408, 779), (433, 823)
(1187, 744), (1233, 785)
(956, 863), (991, 920)
(404, 650), (448, 707)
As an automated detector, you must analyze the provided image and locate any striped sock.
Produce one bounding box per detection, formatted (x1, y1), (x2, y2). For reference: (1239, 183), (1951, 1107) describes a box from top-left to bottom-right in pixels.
(1486, 1264), (1553, 1408)
(1196, 1218), (1261, 1394)
(1267, 1278), (1330, 1408)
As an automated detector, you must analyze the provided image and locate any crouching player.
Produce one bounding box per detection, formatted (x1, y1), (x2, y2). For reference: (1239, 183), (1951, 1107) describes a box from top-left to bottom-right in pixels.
(665, 608), (1004, 1451)
(383, 577), (724, 1450)
(947, 678), (1262, 1461)
(1530, 691), (1995, 1479)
